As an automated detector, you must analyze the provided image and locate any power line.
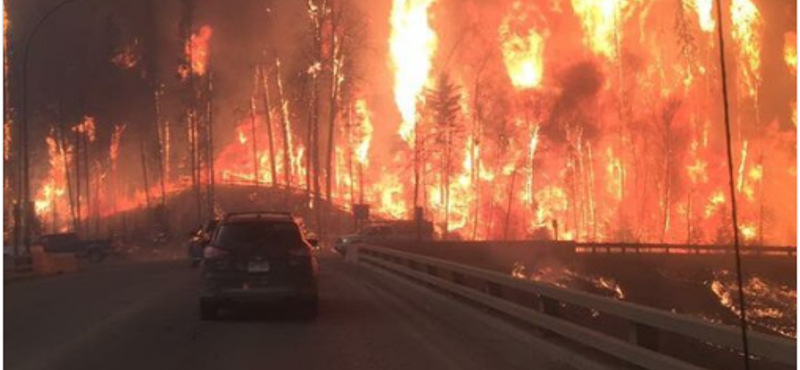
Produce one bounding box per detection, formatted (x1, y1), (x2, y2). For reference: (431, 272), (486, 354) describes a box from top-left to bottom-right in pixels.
(712, 0), (751, 369)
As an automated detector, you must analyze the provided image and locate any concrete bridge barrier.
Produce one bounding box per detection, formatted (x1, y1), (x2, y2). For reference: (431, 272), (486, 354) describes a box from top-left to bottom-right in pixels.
(350, 244), (796, 370)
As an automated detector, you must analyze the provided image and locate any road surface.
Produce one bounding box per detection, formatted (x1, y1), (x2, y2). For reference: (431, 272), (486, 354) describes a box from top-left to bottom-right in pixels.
(5, 253), (570, 370)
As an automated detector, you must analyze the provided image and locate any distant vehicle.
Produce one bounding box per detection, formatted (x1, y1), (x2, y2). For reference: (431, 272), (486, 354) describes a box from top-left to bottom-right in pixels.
(333, 220), (433, 255)
(199, 212), (319, 320)
(32, 233), (112, 263)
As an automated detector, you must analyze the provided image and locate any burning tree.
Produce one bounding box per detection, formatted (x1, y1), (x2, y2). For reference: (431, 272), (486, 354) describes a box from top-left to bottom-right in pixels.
(425, 73), (462, 235)
(9, 0), (795, 247)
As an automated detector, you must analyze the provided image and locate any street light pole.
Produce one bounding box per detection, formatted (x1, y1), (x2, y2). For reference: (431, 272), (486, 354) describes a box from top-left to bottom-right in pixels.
(18, 0), (89, 256)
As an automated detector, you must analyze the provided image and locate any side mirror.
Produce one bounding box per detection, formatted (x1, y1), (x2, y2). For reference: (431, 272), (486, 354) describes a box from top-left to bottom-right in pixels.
(308, 239), (319, 248)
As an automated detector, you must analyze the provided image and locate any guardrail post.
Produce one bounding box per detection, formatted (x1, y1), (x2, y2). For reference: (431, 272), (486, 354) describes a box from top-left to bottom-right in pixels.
(452, 271), (465, 286)
(345, 244), (359, 263)
(540, 296), (560, 317)
(486, 281), (502, 298)
(628, 323), (659, 351)
(426, 265), (437, 277)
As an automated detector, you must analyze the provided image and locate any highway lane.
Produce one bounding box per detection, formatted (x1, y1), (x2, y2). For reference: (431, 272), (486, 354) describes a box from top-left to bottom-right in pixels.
(5, 253), (571, 370)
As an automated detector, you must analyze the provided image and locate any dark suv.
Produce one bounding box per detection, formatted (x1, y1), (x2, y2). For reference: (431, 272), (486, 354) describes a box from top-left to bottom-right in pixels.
(199, 212), (319, 320)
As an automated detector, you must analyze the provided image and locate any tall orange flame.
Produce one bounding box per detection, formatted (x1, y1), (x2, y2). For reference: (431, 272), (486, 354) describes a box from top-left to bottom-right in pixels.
(499, 1), (548, 89)
(570, 0), (638, 60)
(179, 25), (213, 79)
(730, 0), (762, 98)
(693, 0), (716, 33)
(390, 0), (437, 143)
(353, 99), (374, 166)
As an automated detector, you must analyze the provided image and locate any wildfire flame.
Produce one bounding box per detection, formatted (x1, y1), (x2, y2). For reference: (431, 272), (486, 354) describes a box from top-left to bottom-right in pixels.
(34, 132), (69, 220)
(179, 25), (213, 79)
(353, 99), (374, 165)
(390, 0), (437, 143)
(730, 0), (762, 98)
(692, 0), (716, 33)
(785, 32), (797, 74)
(785, 32), (797, 128)
(570, 0), (639, 60)
(112, 42), (139, 70)
(499, 1), (548, 89)
(72, 116), (96, 142)
(26, 0), (797, 247)
(109, 125), (126, 170)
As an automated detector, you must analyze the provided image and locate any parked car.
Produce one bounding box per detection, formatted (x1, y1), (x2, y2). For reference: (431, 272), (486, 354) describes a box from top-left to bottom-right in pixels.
(199, 212), (319, 320)
(32, 233), (112, 263)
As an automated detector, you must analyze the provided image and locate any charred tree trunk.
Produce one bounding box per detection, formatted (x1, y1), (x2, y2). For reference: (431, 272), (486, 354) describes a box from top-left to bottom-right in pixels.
(206, 72), (215, 217)
(274, 58), (293, 189)
(188, 110), (199, 217)
(83, 128), (92, 236)
(154, 88), (167, 207)
(307, 0), (325, 239)
(306, 81), (315, 204)
(443, 127), (451, 235)
(56, 103), (76, 232)
(345, 103), (355, 206)
(259, 66), (277, 186)
(73, 126), (82, 234)
(139, 135), (152, 213)
(413, 121), (421, 210)
(504, 166), (518, 241)
(325, 2), (341, 206)
(249, 93), (259, 191)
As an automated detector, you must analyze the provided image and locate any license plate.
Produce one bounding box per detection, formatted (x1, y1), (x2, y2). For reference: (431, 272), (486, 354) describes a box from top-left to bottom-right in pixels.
(247, 261), (270, 273)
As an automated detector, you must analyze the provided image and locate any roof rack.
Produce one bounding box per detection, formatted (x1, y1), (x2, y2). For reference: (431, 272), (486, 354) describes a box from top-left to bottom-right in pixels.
(223, 211), (293, 219)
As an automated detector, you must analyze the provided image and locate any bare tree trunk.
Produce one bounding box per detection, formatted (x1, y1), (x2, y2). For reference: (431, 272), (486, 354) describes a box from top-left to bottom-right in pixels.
(325, 2), (340, 205)
(249, 94), (259, 191)
(74, 127), (82, 234)
(443, 128), (451, 235)
(309, 3), (323, 237)
(83, 130), (91, 236)
(661, 140), (671, 243)
(274, 58), (293, 189)
(154, 88), (167, 207)
(259, 66), (277, 186)
(471, 62), (487, 241)
(413, 120), (421, 209)
(139, 135), (152, 213)
(306, 84), (315, 203)
(188, 110), (199, 218)
(56, 103), (76, 232)
(346, 103), (355, 206)
(206, 72), (215, 217)
(504, 166), (518, 241)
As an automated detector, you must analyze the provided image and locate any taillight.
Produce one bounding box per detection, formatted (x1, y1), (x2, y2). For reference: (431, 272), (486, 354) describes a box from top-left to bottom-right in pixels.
(204, 246), (230, 259)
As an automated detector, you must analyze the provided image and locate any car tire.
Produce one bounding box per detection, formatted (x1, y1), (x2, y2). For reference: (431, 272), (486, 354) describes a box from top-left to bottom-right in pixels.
(297, 298), (318, 320)
(87, 249), (105, 263)
(199, 300), (219, 321)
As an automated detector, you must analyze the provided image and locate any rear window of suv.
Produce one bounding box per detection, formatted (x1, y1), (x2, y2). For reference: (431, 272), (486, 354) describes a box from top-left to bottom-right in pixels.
(213, 222), (303, 250)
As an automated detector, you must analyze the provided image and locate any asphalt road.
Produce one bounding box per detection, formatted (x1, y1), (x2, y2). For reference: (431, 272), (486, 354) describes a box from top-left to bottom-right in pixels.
(5, 252), (570, 370)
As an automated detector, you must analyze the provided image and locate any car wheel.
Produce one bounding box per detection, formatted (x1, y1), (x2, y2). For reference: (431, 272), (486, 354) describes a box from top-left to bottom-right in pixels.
(199, 300), (219, 320)
(87, 249), (105, 263)
(297, 298), (318, 320)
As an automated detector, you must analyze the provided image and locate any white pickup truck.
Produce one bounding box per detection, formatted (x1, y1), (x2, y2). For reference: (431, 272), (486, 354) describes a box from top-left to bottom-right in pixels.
(333, 222), (433, 255)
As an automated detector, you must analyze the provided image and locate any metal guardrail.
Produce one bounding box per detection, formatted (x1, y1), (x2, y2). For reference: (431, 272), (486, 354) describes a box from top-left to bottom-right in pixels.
(351, 245), (796, 370)
(575, 242), (796, 256)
